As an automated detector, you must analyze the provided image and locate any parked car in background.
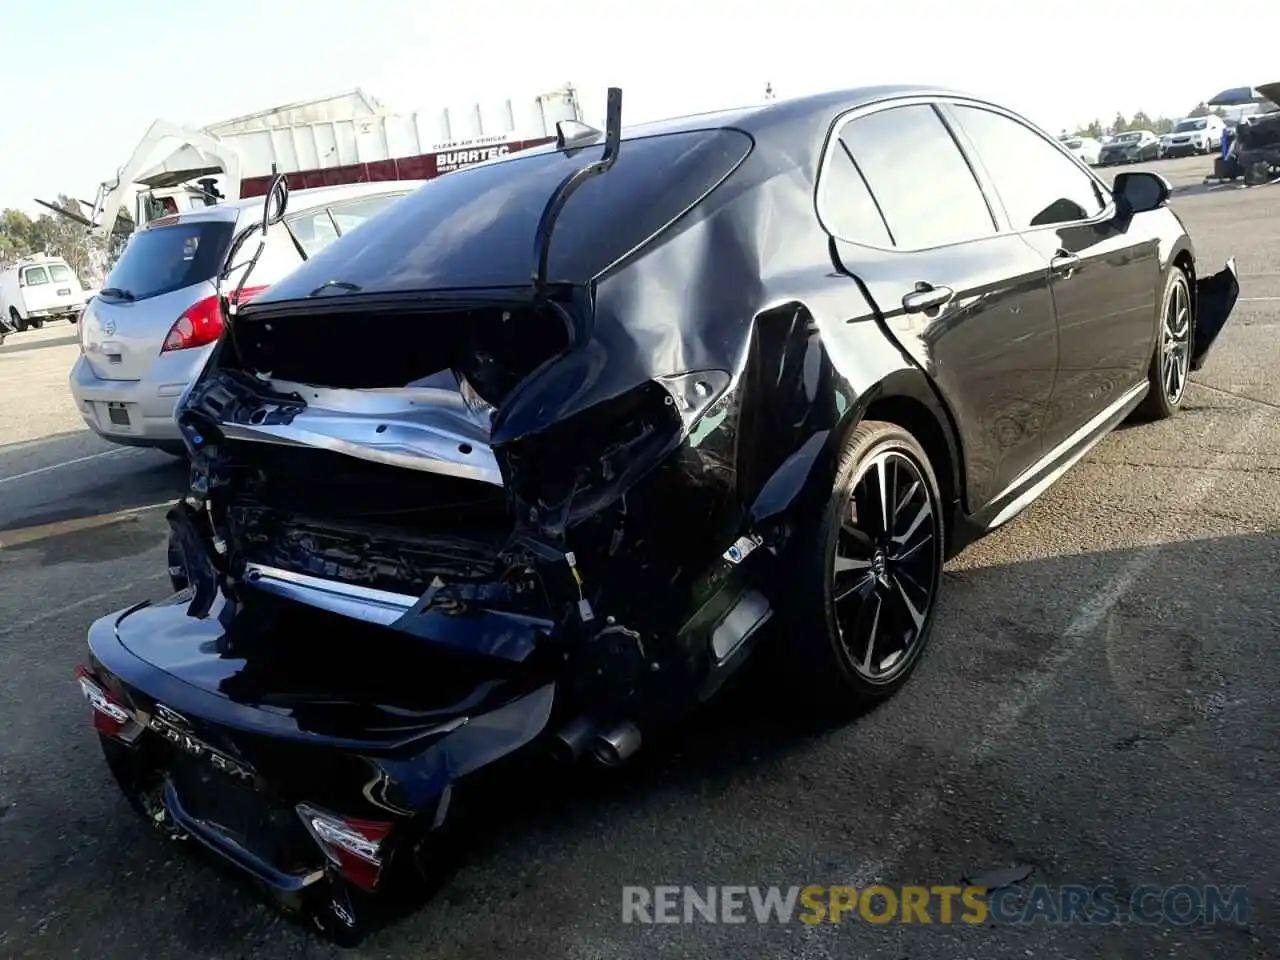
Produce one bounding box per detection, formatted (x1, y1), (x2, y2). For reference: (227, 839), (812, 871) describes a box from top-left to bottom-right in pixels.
(1161, 115), (1225, 157)
(0, 255), (87, 331)
(75, 84), (1241, 945)
(69, 181), (423, 455)
(1098, 130), (1161, 165)
(1060, 135), (1102, 165)
(1229, 82), (1280, 181)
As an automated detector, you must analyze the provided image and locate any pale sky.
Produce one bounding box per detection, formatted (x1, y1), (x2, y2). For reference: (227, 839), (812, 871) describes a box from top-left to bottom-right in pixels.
(0, 0), (1274, 213)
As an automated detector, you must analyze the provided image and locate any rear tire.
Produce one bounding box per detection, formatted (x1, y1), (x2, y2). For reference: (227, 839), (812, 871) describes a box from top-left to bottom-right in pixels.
(1133, 267), (1192, 422)
(780, 420), (945, 718)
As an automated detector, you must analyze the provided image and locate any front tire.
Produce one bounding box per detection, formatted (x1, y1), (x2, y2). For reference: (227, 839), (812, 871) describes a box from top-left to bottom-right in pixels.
(782, 421), (945, 716)
(1134, 267), (1192, 421)
(10, 308), (27, 333)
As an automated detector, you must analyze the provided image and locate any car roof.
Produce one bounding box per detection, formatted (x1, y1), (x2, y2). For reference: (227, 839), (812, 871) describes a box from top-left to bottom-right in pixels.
(249, 84), (1058, 305)
(150, 180), (429, 227)
(461, 85), (1005, 172)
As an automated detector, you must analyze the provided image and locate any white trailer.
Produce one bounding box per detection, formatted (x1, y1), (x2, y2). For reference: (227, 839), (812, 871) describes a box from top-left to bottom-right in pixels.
(84, 85), (583, 241)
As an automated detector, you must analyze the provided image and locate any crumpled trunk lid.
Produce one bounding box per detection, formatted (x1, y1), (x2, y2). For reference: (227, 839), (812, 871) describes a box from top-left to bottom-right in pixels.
(101, 587), (543, 746)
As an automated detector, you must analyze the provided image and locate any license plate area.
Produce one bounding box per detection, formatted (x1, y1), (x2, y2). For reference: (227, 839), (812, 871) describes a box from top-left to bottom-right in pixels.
(58, 288), (71, 296)
(166, 756), (317, 872)
(107, 403), (131, 426)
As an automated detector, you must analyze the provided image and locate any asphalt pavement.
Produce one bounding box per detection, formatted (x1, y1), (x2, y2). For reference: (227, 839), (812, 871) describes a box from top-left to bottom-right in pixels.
(1, 154), (1277, 959)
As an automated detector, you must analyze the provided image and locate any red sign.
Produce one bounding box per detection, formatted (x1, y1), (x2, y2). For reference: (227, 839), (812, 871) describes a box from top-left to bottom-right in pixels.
(238, 137), (556, 198)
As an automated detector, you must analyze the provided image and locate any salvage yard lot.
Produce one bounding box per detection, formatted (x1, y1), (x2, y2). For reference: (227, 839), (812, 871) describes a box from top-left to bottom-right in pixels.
(1, 154), (1277, 959)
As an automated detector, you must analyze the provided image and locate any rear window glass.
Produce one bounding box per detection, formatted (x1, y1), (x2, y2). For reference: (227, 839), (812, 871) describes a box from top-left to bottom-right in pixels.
(258, 129), (753, 299)
(103, 220), (234, 301)
(49, 264), (74, 282)
(22, 266), (49, 285)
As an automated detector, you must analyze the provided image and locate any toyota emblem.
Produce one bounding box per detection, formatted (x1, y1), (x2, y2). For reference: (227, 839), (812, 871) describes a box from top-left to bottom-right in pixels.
(101, 316), (116, 336)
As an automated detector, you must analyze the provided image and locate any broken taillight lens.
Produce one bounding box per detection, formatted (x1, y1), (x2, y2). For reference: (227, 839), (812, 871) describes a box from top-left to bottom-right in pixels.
(297, 803), (394, 891)
(161, 286), (267, 353)
(74, 665), (131, 737)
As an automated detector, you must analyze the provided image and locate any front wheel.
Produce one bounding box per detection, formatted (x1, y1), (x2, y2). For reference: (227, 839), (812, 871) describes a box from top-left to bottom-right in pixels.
(781, 421), (945, 716)
(10, 309), (27, 333)
(1134, 267), (1192, 421)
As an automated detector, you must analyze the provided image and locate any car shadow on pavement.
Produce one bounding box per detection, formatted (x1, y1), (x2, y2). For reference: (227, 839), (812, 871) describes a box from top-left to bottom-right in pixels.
(344, 529), (1277, 954)
(0, 333), (80, 355)
(4, 531), (1274, 957)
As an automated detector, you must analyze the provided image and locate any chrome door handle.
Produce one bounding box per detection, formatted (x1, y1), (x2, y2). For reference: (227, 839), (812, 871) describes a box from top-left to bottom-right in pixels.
(902, 283), (954, 313)
(1051, 251), (1080, 276)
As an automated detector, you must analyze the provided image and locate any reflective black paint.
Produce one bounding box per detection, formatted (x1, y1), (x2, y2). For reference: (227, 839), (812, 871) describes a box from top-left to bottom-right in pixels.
(80, 84), (1241, 941)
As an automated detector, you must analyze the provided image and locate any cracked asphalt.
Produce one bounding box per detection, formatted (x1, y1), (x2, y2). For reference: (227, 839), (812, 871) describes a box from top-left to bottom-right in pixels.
(1, 155), (1277, 959)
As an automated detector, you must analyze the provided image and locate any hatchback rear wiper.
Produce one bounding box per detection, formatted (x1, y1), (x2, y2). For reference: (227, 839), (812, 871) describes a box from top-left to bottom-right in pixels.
(99, 287), (135, 301)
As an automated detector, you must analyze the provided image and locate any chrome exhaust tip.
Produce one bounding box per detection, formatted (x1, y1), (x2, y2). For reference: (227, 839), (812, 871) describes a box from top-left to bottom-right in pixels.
(550, 715), (598, 764)
(588, 720), (642, 767)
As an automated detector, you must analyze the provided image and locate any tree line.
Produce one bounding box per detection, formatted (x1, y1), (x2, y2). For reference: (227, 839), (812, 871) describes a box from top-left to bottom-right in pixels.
(0, 195), (110, 285)
(1072, 102), (1229, 139)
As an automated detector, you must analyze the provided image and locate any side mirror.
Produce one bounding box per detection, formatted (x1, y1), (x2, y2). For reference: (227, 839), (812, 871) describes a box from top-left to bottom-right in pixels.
(1113, 170), (1170, 215)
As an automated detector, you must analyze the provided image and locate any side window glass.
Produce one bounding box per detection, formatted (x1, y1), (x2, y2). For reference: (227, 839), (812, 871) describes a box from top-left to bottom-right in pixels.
(327, 195), (403, 235)
(286, 210), (340, 258)
(841, 105), (995, 250)
(228, 228), (302, 293)
(819, 142), (892, 246)
(950, 106), (1106, 230)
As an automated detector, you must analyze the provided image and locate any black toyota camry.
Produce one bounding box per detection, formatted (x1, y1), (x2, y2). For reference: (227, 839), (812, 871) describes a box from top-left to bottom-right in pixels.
(75, 85), (1239, 943)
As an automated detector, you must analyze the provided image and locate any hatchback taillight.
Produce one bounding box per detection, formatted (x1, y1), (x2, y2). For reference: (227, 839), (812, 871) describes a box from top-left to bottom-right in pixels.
(160, 285), (267, 353)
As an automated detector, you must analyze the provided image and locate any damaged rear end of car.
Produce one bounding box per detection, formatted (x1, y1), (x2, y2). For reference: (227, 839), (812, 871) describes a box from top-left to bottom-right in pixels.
(78, 89), (779, 943)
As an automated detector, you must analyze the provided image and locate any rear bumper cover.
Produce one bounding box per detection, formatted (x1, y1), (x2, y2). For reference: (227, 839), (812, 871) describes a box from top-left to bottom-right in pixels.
(68, 348), (210, 444)
(1192, 258), (1240, 372)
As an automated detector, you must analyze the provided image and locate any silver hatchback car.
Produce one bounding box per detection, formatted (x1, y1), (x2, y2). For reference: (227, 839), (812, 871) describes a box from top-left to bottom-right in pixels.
(70, 181), (423, 453)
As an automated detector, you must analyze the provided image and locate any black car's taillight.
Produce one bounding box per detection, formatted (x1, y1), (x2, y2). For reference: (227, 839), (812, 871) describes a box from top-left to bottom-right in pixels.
(74, 665), (133, 738)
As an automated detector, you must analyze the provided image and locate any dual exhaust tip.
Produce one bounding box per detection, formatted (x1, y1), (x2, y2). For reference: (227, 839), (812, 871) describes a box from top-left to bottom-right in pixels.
(551, 715), (642, 767)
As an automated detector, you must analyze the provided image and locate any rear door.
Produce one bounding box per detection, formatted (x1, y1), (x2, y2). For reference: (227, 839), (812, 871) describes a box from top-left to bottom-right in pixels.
(82, 217), (235, 381)
(943, 102), (1158, 455)
(824, 102), (1060, 510)
(18, 265), (58, 314)
(46, 263), (84, 310)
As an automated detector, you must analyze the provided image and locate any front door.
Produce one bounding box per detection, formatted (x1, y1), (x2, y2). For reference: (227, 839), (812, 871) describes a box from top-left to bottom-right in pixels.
(942, 103), (1159, 456)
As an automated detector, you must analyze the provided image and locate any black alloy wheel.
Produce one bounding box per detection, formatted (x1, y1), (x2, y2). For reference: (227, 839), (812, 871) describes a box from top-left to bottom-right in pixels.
(783, 420), (945, 713)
